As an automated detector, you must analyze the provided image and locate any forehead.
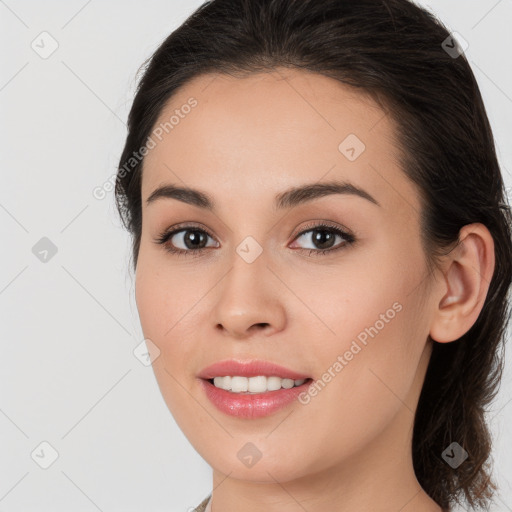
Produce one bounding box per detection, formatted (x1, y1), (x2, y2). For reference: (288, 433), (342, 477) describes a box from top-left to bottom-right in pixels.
(140, 67), (419, 217)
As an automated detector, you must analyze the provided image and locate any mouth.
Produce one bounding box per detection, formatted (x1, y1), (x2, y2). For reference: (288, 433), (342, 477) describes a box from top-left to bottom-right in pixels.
(197, 359), (313, 417)
(199, 375), (314, 418)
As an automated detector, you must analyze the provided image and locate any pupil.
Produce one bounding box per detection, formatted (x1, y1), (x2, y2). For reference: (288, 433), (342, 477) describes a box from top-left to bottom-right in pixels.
(313, 230), (334, 249)
(185, 230), (206, 249)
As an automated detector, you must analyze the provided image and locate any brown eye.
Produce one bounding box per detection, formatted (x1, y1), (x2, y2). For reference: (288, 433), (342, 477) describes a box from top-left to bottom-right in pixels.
(172, 229), (210, 250)
(154, 224), (219, 256)
(290, 223), (355, 256)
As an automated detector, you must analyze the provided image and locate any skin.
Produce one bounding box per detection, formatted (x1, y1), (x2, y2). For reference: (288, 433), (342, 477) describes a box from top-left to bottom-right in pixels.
(134, 68), (495, 512)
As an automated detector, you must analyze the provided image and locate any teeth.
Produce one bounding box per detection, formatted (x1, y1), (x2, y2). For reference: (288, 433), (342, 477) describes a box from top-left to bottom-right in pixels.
(212, 376), (307, 393)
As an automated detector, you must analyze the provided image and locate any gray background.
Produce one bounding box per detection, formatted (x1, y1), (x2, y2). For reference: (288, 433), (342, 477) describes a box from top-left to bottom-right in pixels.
(0, 1), (511, 511)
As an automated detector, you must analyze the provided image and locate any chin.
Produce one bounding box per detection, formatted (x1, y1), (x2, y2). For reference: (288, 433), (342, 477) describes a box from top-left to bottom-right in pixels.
(205, 447), (311, 483)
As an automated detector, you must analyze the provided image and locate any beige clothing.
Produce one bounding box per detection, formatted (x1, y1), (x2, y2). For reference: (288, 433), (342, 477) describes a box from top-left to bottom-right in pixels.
(194, 494), (456, 511)
(194, 494), (212, 512)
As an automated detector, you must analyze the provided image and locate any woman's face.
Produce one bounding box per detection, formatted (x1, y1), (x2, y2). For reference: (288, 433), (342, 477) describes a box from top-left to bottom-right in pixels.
(135, 68), (439, 483)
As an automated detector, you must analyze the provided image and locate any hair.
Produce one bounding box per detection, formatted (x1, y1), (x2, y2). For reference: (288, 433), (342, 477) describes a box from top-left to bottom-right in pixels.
(114, 0), (512, 509)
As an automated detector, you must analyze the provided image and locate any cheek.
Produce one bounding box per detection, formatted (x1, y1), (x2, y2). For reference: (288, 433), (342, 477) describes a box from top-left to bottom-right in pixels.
(135, 256), (201, 343)
(285, 245), (429, 422)
(134, 258), (207, 412)
(283, 243), (421, 361)
(135, 262), (204, 429)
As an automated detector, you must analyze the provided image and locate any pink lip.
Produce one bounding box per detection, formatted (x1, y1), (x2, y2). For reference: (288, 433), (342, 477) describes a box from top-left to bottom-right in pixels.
(197, 359), (310, 380)
(197, 359), (312, 419)
(199, 379), (312, 419)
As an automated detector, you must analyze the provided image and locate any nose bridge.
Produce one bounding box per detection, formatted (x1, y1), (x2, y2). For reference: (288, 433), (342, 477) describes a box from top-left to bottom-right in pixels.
(211, 237), (286, 337)
(223, 236), (271, 306)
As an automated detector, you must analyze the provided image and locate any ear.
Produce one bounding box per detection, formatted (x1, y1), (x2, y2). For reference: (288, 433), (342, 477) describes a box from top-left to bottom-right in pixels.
(429, 223), (495, 343)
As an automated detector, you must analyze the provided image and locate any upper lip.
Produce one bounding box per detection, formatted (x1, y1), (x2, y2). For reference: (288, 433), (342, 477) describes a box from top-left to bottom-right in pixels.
(197, 359), (310, 380)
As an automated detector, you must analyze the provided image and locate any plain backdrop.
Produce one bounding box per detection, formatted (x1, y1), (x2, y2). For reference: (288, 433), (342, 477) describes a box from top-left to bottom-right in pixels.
(0, 1), (511, 511)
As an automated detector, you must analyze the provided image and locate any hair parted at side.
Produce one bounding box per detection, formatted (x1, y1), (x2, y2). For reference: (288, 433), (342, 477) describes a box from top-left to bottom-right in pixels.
(114, 0), (512, 509)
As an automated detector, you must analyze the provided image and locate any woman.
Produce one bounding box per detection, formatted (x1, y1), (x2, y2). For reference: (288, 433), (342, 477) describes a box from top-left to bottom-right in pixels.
(114, 0), (512, 510)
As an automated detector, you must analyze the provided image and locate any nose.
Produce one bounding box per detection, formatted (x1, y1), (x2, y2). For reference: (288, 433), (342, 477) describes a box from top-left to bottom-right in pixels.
(211, 252), (287, 340)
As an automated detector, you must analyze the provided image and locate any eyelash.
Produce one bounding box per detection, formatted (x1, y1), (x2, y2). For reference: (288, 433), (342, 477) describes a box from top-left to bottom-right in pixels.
(153, 221), (356, 258)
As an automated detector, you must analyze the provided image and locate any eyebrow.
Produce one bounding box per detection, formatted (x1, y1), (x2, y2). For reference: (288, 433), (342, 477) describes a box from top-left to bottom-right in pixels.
(145, 180), (380, 210)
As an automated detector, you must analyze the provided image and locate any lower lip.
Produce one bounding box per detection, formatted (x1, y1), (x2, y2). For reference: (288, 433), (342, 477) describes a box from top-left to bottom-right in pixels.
(199, 378), (312, 419)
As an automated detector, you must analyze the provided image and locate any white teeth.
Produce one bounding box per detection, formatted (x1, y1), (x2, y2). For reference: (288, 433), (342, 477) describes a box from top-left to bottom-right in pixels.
(211, 376), (307, 393)
(213, 376), (231, 390)
(248, 375), (266, 392)
(231, 376), (248, 392)
(267, 376), (283, 391)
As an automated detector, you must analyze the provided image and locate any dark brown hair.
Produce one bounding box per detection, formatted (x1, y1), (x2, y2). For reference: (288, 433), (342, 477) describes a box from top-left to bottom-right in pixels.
(114, 0), (512, 509)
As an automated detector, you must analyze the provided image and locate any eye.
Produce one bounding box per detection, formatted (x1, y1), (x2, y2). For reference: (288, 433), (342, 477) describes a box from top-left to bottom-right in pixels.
(289, 221), (355, 256)
(154, 223), (218, 257)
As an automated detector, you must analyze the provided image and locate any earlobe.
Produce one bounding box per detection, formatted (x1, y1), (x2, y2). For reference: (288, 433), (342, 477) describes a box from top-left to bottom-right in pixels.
(429, 223), (495, 343)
